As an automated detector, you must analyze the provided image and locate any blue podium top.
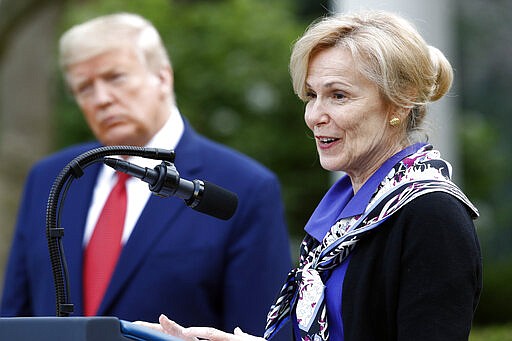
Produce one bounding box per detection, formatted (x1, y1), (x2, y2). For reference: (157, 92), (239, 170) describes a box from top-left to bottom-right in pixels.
(0, 316), (183, 341)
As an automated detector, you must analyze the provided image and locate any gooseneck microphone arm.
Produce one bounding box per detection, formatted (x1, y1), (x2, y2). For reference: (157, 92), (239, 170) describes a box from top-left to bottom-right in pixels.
(46, 146), (175, 317)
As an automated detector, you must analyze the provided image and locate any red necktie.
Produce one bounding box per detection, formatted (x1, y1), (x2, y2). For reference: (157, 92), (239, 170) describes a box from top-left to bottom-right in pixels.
(83, 172), (130, 316)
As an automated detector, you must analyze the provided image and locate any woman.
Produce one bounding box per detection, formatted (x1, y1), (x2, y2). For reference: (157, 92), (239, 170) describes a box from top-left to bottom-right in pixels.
(138, 10), (482, 341)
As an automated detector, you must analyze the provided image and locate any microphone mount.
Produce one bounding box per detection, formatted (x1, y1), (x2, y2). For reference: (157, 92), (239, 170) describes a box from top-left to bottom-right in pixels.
(46, 146), (175, 317)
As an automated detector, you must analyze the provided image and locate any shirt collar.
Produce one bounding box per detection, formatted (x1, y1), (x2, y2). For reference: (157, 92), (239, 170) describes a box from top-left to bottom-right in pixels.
(127, 105), (184, 169)
(145, 105), (184, 151)
(305, 142), (426, 242)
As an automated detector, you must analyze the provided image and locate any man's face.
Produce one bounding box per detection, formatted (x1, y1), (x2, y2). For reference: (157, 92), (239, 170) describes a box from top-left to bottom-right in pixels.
(65, 47), (171, 146)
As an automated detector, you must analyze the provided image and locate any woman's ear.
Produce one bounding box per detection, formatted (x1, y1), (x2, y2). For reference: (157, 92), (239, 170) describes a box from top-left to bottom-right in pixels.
(386, 104), (411, 129)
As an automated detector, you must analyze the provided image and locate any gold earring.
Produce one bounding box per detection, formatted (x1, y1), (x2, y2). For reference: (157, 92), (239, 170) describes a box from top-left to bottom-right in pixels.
(389, 117), (400, 127)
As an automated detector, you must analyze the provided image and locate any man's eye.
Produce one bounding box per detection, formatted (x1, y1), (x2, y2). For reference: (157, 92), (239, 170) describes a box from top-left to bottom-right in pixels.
(108, 73), (127, 83)
(333, 92), (345, 100)
(75, 83), (92, 96)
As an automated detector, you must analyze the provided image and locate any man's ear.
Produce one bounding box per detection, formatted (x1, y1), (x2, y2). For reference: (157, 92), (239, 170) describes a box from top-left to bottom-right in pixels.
(153, 66), (173, 98)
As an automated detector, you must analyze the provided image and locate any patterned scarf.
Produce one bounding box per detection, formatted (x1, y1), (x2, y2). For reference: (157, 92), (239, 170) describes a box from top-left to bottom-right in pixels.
(264, 145), (479, 341)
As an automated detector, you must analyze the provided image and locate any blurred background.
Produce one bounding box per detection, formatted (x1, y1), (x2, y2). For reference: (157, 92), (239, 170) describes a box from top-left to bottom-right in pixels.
(0, 0), (511, 337)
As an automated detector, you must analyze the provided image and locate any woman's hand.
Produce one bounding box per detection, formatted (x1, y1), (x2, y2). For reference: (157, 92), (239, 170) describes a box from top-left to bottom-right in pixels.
(132, 319), (166, 334)
(157, 314), (265, 341)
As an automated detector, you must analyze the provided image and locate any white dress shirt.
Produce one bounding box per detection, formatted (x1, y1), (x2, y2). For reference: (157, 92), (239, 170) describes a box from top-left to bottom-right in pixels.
(83, 107), (185, 246)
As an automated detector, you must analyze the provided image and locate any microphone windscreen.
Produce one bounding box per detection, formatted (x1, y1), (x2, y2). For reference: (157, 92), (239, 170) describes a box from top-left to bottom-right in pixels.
(193, 181), (238, 220)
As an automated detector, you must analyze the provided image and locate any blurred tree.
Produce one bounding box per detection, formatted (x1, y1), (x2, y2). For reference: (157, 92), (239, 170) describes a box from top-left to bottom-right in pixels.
(295, 0), (332, 21)
(457, 0), (512, 263)
(456, 0), (512, 324)
(0, 0), (66, 295)
(0, 0), (67, 60)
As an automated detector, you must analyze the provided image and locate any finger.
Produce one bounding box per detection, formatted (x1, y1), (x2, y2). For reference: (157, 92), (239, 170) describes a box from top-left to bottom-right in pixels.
(132, 320), (164, 333)
(233, 327), (249, 336)
(233, 327), (265, 340)
(183, 326), (236, 341)
(159, 315), (199, 341)
(159, 314), (185, 334)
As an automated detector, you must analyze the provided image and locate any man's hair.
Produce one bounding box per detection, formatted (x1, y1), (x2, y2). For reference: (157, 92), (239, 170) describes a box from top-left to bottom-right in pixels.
(59, 12), (171, 74)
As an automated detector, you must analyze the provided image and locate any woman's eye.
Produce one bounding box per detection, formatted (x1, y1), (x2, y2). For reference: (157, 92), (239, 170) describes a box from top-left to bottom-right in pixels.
(305, 91), (316, 100)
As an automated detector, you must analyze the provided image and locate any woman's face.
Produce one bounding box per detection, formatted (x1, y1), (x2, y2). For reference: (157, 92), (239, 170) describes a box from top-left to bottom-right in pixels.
(304, 46), (401, 184)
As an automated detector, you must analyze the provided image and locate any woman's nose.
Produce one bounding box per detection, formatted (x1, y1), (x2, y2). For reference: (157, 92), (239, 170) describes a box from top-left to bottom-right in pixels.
(305, 100), (329, 127)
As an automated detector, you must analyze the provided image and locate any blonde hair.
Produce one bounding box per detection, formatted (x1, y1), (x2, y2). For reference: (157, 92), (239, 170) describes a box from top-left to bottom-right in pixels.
(59, 13), (170, 74)
(290, 10), (453, 139)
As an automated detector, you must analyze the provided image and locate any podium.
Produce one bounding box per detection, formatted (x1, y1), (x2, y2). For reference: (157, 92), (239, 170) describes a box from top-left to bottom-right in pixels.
(0, 316), (183, 341)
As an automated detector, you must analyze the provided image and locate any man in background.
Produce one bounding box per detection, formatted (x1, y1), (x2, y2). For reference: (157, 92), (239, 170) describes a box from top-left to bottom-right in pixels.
(1, 12), (291, 339)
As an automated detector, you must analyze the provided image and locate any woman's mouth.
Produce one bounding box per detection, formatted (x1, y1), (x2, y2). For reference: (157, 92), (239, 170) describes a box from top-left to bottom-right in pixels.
(315, 136), (341, 150)
(316, 136), (340, 145)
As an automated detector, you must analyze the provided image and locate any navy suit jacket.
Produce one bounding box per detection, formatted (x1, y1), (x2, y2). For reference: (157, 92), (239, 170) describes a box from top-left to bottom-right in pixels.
(1, 123), (292, 339)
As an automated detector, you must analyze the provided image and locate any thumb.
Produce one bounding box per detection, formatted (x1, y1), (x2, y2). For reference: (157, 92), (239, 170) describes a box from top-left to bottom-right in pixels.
(233, 327), (265, 340)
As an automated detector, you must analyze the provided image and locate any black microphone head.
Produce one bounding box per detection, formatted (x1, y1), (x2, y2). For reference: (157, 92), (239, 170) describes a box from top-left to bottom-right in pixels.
(192, 180), (238, 220)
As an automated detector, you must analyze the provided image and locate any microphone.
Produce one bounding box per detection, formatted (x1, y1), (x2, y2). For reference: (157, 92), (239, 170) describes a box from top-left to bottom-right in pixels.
(103, 158), (238, 220)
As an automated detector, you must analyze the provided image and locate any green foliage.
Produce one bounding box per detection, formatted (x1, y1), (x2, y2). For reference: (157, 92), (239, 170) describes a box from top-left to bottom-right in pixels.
(459, 111), (512, 255)
(470, 324), (512, 341)
(55, 80), (94, 145)
(459, 113), (509, 200)
(456, 0), (512, 325)
(458, 111), (512, 325)
(473, 260), (512, 325)
(55, 0), (330, 240)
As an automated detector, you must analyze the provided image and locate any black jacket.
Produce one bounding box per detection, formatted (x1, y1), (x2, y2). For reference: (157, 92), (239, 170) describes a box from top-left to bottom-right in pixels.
(342, 191), (482, 340)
